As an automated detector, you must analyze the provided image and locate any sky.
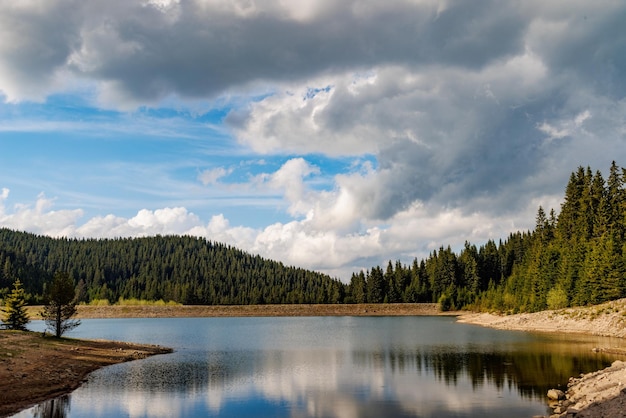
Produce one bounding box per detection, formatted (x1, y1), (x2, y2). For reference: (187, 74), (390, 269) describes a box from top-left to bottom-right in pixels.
(1, 0), (625, 281)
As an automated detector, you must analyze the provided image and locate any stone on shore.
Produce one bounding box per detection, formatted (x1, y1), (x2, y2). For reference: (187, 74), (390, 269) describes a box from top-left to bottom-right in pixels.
(548, 389), (566, 400)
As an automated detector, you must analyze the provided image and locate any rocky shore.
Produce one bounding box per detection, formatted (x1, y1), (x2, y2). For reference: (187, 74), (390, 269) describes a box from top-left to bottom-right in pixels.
(459, 298), (626, 418)
(547, 360), (626, 417)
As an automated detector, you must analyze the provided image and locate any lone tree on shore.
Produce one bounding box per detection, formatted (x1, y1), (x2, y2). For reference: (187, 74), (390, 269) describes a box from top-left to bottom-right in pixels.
(1, 279), (30, 330)
(41, 272), (80, 337)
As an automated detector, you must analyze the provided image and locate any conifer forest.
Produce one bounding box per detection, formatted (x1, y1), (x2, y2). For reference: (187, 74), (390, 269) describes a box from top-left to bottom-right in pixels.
(1, 163), (625, 312)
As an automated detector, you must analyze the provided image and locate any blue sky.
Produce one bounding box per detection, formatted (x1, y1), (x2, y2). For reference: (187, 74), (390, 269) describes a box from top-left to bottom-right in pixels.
(1, 1), (626, 280)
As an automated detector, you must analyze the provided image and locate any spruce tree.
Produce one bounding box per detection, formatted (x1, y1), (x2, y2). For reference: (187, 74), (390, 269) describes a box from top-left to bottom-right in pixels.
(2, 279), (30, 330)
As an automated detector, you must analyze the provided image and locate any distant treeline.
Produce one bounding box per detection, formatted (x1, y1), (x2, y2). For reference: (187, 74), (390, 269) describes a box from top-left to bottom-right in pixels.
(1, 163), (625, 311)
(350, 162), (626, 312)
(0, 233), (345, 305)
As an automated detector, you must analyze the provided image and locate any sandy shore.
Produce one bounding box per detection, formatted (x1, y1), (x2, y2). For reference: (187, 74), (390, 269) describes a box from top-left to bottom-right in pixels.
(459, 298), (626, 418)
(0, 331), (172, 417)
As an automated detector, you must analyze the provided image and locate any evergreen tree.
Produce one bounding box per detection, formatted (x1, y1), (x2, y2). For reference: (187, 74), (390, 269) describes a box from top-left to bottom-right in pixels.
(348, 271), (367, 303)
(1, 279), (30, 330)
(606, 161), (625, 242)
(41, 272), (80, 337)
(367, 267), (386, 303)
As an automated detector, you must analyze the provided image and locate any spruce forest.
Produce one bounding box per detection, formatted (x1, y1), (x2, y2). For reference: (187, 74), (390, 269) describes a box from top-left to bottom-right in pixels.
(349, 162), (626, 312)
(1, 163), (625, 312)
(0, 234), (345, 305)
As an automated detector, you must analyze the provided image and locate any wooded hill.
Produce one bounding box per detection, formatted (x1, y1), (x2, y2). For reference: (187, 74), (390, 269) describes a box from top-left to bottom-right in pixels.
(0, 233), (345, 305)
(1, 162), (625, 311)
(350, 162), (626, 312)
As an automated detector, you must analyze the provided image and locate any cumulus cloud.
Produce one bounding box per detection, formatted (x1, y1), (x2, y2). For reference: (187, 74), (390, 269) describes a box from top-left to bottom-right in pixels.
(225, 1), (626, 221)
(0, 190), (84, 237)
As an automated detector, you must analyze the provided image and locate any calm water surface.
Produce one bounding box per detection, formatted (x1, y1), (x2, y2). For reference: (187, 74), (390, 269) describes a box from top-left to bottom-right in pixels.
(15, 316), (626, 418)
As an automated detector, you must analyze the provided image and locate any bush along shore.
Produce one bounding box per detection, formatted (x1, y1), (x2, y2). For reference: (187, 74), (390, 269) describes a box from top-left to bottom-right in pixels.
(459, 298), (626, 418)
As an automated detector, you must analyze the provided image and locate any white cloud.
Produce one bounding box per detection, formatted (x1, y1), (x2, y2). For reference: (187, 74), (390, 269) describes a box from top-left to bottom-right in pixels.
(0, 191), (84, 237)
(197, 167), (232, 186)
(537, 110), (592, 141)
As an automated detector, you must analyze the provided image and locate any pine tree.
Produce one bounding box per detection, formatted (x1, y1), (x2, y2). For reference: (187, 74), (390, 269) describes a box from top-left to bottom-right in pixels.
(2, 279), (30, 330)
(41, 272), (80, 337)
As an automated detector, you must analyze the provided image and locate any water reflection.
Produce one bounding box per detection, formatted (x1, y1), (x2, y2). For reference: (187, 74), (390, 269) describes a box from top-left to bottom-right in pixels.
(32, 395), (70, 418)
(14, 317), (626, 418)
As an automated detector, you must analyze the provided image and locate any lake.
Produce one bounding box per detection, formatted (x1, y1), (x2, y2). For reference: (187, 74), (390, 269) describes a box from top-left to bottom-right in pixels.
(13, 316), (626, 418)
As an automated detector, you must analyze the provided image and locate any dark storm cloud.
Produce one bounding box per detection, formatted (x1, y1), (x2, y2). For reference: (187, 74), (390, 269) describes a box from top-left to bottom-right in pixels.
(1, 0), (527, 103)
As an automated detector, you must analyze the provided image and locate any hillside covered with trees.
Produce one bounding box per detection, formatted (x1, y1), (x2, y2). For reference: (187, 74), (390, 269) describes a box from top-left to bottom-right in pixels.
(1, 163), (625, 312)
(349, 162), (626, 312)
(0, 233), (345, 305)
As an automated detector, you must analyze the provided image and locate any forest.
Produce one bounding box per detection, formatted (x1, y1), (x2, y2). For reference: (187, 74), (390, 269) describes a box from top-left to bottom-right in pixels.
(1, 162), (625, 312)
(0, 233), (345, 305)
(349, 162), (626, 312)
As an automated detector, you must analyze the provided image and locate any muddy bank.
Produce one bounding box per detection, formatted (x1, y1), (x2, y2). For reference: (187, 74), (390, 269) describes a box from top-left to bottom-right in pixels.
(0, 331), (172, 417)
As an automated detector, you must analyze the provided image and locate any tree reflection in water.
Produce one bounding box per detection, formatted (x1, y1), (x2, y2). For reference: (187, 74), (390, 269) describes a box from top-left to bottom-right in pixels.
(33, 395), (70, 418)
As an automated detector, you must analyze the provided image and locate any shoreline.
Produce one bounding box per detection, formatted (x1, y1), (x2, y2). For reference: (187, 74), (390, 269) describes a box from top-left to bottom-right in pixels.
(7, 300), (626, 417)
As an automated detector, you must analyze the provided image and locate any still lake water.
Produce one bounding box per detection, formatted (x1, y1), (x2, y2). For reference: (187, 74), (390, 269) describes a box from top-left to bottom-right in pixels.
(14, 316), (626, 418)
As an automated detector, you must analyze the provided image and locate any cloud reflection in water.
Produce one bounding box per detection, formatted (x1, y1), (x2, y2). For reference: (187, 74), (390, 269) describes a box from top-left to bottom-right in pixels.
(14, 317), (622, 418)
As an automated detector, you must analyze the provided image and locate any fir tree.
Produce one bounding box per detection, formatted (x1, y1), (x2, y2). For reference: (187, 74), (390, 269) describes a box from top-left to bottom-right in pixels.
(2, 279), (30, 330)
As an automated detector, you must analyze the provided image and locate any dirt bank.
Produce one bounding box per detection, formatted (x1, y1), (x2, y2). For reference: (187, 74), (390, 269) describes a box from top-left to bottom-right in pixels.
(459, 298), (626, 417)
(27, 302), (456, 319)
(0, 331), (172, 417)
